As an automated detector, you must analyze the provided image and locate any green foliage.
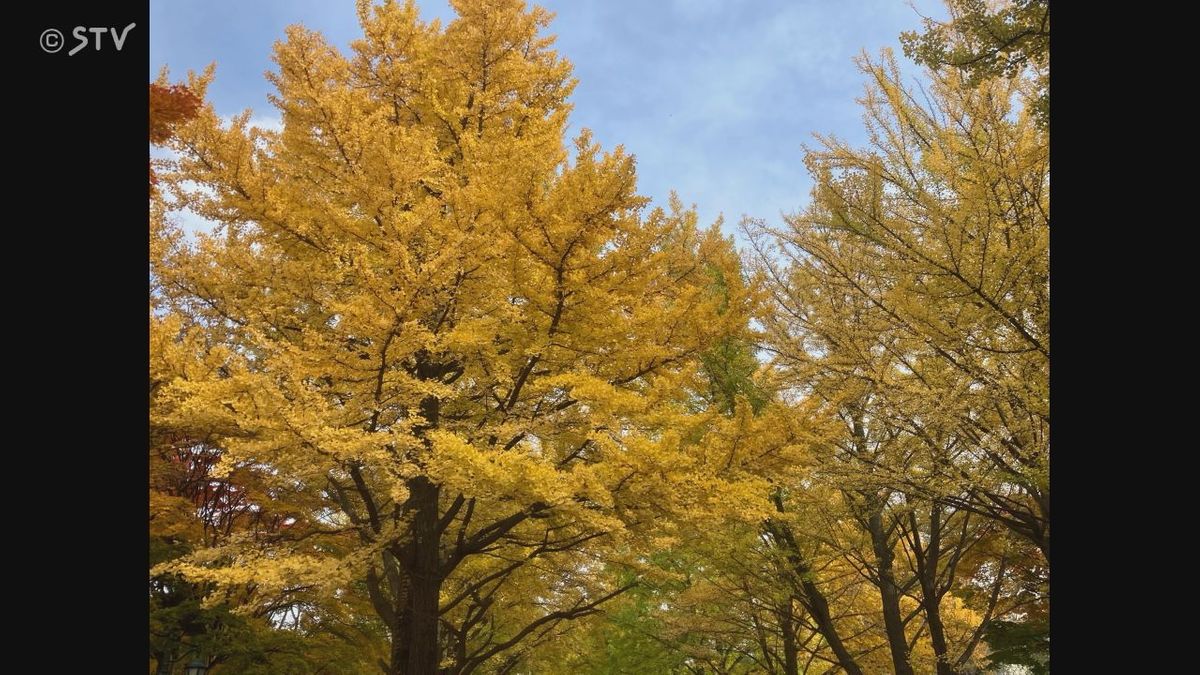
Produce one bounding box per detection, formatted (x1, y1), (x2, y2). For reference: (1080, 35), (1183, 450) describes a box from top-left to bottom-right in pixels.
(984, 619), (1050, 674)
(576, 584), (689, 675)
(150, 572), (385, 674)
(699, 264), (770, 416)
(700, 337), (769, 416)
(901, 0), (1049, 126)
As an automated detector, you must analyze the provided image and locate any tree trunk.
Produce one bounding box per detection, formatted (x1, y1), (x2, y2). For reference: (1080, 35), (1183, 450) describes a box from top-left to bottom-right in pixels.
(779, 600), (799, 675)
(1034, 489), (1050, 564)
(916, 507), (956, 675)
(390, 376), (445, 675)
(904, 503), (967, 675)
(767, 491), (863, 675)
(387, 487), (444, 675)
(403, 474), (442, 674)
(924, 590), (954, 675)
(795, 573), (863, 675)
(153, 649), (175, 675)
(865, 509), (914, 675)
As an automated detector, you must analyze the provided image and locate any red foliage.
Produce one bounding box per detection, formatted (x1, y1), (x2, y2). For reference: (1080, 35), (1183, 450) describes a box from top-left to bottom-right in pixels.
(150, 83), (202, 187)
(150, 83), (201, 144)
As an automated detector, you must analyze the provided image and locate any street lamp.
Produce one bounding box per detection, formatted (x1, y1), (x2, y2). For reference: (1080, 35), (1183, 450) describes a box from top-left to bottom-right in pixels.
(184, 658), (208, 675)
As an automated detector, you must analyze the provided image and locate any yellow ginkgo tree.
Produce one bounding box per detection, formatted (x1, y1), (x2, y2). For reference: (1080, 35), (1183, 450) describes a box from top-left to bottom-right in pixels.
(745, 45), (1048, 674)
(748, 49), (1048, 563)
(150, 1), (753, 672)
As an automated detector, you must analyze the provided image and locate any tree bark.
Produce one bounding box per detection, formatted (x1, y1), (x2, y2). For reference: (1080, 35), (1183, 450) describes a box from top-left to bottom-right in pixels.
(390, 368), (446, 675)
(865, 507), (914, 675)
(924, 591), (954, 675)
(767, 492), (864, 675)
(779, 599), (799, 675)
(794, 572), (863, 675)
(912, 506), (956, 675)
(153, 649), (175, 675)
(400, 474), (442, 675)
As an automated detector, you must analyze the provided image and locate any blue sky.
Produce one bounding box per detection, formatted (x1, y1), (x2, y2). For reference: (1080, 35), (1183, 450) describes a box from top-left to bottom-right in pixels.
(151, 0), (944, 239)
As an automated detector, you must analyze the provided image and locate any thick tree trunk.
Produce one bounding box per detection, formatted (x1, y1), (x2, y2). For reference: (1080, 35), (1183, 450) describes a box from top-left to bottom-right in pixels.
(389, 373), (446, 675)
(924, 591), (954, 675)
(866, 509), (914, 675)
(390, 627), (408, 675)
(404, 474), (443, 675)
(779, 600), (799, 675)
(388, 499), (444, 675)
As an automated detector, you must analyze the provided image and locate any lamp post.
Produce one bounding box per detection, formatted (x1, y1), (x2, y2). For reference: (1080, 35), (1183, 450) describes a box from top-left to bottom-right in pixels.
(183, 658), (208, 675)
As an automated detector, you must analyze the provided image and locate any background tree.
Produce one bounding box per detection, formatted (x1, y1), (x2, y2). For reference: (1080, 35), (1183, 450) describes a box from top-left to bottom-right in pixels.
(748, 47), (1048, 562)
(901, 0), (1049, 127)
(745, 38), (1048, 673)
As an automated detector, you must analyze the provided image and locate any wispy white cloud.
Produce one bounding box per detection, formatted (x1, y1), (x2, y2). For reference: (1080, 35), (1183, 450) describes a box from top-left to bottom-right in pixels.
(152, 0), (949, 248)
(217, 113), (283, 133)
(249, 115), (283, 133)
(173, 208), (221, 237)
